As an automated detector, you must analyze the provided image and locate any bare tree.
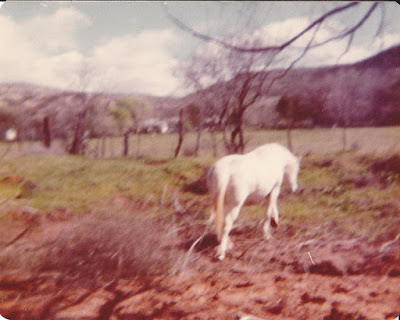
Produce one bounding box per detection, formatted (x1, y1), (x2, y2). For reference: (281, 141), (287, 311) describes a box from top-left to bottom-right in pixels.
(185, 103), (204, 156)
(173, 103), (204, 158)
(110, 97), (148, 157)
(68, 93), (91, 155)
(275, 91), (328, 151)
(174, 107), (185, 158)
(166, 2), (383, 58)
(168, 2), (385, 153)
(177, 40), (275, 154)
(325, 70), (355, 152)
(67, 63), (95, 155)
(42, 116), (51, 148)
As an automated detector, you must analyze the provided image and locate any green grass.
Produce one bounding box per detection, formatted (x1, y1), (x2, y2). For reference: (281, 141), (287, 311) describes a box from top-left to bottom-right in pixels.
(0, 154), (214, 214)
(0, 127), (399, 241)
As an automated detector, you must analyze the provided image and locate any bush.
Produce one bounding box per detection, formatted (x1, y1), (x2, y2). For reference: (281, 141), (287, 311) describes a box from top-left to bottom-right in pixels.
(47, 215), (183, 282)
(0, 213), (184, 286)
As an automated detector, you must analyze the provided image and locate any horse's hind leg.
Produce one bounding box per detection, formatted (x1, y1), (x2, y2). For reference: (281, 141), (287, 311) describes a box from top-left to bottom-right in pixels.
(217, 200), (244, 260)
(263, 198), (273, 240)
(263, 185), (281, 240)
(208, 195), (216, 225)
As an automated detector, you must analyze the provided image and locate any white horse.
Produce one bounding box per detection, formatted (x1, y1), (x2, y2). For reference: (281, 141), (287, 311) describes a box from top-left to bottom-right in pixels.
(207, 143), (301, 260)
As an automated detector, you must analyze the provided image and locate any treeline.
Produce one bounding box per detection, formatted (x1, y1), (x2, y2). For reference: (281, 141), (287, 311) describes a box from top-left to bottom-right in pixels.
(0, 46), (399, 154)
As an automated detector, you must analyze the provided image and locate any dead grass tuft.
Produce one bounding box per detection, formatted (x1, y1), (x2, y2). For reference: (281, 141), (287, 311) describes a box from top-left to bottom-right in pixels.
(43, 215), (183, 282)
(0, 213), (185, 286)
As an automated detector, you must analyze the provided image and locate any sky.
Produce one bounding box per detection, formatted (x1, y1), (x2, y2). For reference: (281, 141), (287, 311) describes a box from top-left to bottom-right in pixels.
(0, 1), (399, 97)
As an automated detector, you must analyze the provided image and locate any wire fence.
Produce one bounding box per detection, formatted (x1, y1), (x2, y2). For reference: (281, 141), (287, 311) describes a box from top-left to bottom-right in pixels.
(1, 127), (400, 161)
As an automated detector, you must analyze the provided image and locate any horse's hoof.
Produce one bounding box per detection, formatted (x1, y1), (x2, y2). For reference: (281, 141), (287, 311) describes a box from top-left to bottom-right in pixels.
(216, 248), (226, 260)
(216, 252), (225, 260)
(264, 233), (271, 241)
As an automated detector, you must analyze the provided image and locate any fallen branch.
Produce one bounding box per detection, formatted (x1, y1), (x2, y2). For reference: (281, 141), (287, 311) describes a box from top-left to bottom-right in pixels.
(380, 233), (400, 253)
(5, 226), (31, 247)
(180, 232), (206, 272)
(297, 239), (318, 250)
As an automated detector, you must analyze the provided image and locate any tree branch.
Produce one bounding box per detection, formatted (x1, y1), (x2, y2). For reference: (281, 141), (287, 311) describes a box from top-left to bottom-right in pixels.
(309, 2), (379, 50)
(165, 2), (373, 54)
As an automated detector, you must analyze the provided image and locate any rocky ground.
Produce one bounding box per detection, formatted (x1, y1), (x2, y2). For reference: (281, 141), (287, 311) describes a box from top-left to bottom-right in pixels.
(0, 208), (399, 320)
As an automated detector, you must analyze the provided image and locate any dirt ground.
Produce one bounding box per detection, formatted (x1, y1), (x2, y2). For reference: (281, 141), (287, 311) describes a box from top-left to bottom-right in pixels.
(0, 208), (399, 320)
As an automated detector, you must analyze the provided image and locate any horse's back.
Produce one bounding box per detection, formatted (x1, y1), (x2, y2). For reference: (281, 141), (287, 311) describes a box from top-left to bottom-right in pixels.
(208, 143), (296, 195)
(251, 143), (295, 161)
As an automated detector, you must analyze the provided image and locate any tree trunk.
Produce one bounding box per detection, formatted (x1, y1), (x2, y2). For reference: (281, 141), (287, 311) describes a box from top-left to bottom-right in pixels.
(69, 124), (84, 155)
(101, 137), (106, 158)
(342, 126), (347, 152)
(123, 132), (129, 157)
(174, 109), (184, 158)
(286, 111), (294, 152)
(42, 116), (51, 148)
(210, 131), (218, 157)
(136, 133), (141, 158)
(222, 125), (231, 154)
(194, 130), (201, 156)
(238, 126), (244, 153)
(286, 128), (293, 152)
(230, 114), (244, 153)
(69, 109), (87, 155)
(286, 118), (295, 152)
(95, 138), (100, 158)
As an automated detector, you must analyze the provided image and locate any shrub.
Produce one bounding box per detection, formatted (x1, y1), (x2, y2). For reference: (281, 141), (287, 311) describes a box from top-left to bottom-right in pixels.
(0, 213), (184, 286)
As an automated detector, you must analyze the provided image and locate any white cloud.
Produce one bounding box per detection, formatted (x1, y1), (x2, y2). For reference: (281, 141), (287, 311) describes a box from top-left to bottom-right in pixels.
(89, 30), (180, 95)
(22, 7), (92, 53)
(0, 8), (181, 96)
(0, 5), (398, 97)
(255, 17), (311, 47)
(335, 33), (400, 65)
(0, 9), (86, 89)
(250, 16), (400, 68)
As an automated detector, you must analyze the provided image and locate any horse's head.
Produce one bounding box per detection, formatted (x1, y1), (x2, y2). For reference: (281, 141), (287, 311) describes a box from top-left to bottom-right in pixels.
(287, 156), (301, 192)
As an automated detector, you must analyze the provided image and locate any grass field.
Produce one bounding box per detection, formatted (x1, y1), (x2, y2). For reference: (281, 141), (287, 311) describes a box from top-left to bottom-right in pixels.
(96, 126), (400, 158)
(0, 126), (399, 242)
(2, 126), (399, 160)
(1, 127), (399, 320)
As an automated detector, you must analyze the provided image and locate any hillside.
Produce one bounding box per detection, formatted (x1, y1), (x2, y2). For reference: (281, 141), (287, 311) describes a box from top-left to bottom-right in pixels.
(0, 83), (181, 140)
(184, 44), (400, 128)
(0, 44), (399, 140)
(353, 43), (400, 69)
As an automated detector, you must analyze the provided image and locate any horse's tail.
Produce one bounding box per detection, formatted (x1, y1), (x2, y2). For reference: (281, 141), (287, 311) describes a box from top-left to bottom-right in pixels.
(214, 179), (227, 242)
(208, 163), (228, 242)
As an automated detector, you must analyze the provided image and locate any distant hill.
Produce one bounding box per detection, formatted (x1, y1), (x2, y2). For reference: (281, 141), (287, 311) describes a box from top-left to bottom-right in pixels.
(183, 44), (400, 128)
(353, 44), (400, 69)
(0, 82), (181, 140)
(0, 44), (399, 140)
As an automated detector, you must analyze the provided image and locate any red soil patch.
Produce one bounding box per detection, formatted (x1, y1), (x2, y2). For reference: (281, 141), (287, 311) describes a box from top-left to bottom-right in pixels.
(0, 209), (399, 320)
